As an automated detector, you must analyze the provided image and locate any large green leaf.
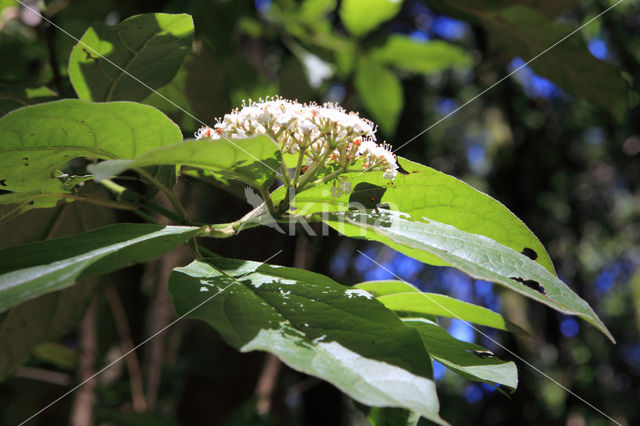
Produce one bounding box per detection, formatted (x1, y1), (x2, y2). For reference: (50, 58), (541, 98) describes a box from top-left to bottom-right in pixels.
(278, 156), (555, 274)
(0, 99), (182, 192)
(326, 210), (613, 342)
(354, 281), (527, 333)
(0, 223), (199, 312)
(169, 258), (447, 425)
(403, 318), (518, 390)
(339, 0), (403, 37)
(354, 56), (404, 135)
(68, 13), (194, 102)
(88, 135), (281, 190)
(370, 35), (472, 74)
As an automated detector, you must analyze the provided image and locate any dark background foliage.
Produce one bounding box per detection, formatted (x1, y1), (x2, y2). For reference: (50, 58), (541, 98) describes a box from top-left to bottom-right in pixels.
(1, 0), (639, 425)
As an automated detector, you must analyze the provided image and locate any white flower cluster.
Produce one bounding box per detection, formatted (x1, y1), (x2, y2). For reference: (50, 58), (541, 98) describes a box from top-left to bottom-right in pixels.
(195, 98), (398, 181)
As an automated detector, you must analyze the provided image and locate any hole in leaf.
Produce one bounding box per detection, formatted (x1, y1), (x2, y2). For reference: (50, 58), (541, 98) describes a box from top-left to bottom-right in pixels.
(509, 276), (546, 295)
(521, 247), (538, 260)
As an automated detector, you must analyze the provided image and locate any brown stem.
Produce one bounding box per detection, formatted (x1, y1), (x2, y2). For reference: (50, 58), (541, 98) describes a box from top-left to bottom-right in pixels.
(142, 243), (190, 410)
(255, 354), (282, 415)
(103, 284), (148, 412)
(70, 296), (98, 426)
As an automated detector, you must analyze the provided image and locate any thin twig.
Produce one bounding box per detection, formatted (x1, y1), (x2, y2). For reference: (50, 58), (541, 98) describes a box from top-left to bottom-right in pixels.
(255, 354), (282, 415)
(103, 284), (148, 413)
(70, 296), (97, 426)
(14, 367), (72, 386)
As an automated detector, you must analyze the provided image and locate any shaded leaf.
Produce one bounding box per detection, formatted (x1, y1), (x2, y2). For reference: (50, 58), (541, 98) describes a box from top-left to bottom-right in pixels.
(487, 6), (627, 120)
(0, 277), (98, 379)
(370, 35), (472, 74)
(89, 135), (281, 190)
(169, 258), (447, 425)
(0, 199), (114, 379)
(326, 210), (613, 342)
(0, 85), (58, 116)
(354, 56), (403, 135)
(32, 342), (78, 370)
(68, 13), (194, 101)
(0, 224), (199, 312)
(354, 402), (420, 426)
(0, 99), (182, 193)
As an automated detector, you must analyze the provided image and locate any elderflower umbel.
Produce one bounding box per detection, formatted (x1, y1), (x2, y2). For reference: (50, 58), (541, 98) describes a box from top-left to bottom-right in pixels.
(195, 98), (399, 181)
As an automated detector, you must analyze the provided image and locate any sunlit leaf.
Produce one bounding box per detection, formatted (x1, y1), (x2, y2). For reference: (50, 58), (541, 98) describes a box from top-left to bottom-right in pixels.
(0, 99), (182, 193)
(277, 156), (555, 274)
(89, 135), (281, 190)
(354, 281), (527, 333)
(339, 0), (402, 37)
(326, 210), (613, 342)
(370, 35), (472, 74)
(169, 257), (447, 425)
(354, 56), (403, 134)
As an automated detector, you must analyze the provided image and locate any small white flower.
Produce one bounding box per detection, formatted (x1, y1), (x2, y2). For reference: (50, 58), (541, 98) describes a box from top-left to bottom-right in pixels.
(197, 97), (398, 181)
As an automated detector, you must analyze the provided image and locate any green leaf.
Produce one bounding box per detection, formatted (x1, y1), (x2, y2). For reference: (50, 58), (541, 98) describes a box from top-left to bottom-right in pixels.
(68, 13), (194, 102)
(519, 0), (580, 17)
(486, 6), (628, 120)
(0, 277), (98, 379)
(354, 402), (420, 426)
(370, 35), (472, 74)
(354, 280), (526, 333)
(88, 135), (281, 191)
(354, 56), (403, 135)
(327, 210), (613, 342)
(0, 199), (114, 380)
(0, 223), (199, 312)
(169, 258), (447, 425)
(298, 0), (338, 22)
(32, 342), (78, 370)
(354, 280), (420, 297)
(0, 99), (182, 193)
(339, 0), (403, 37)
(380, 293), (525, 333)
(278, 156), (555, 274)
(403, 318), (518, 390)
